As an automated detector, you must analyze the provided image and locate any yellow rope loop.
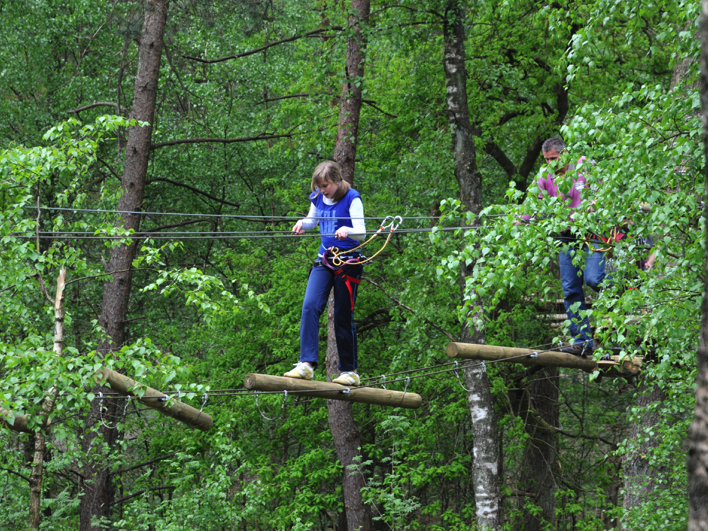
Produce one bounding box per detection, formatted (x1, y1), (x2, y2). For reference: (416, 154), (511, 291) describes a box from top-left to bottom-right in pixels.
(328, 216), (402, 267)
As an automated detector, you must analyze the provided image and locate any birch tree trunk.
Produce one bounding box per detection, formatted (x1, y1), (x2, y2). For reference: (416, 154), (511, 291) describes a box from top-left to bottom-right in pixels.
(28, 269), (66, 529)
(79, 2), (168, 529)
(325, 1), (372, 530)
(688, 3), (708, 527)
(442, 2), (502, 529)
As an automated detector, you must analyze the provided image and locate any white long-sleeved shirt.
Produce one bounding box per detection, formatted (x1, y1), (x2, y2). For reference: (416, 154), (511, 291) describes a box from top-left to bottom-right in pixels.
(300, 196), (366, 241)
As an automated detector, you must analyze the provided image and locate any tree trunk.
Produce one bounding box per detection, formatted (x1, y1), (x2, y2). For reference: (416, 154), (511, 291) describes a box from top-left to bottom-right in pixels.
(326, 292), (371, 531)
(326, 2), (372, 530)
(622, 379), (667, 524)
(324, 0), (373, 528)
(442, 2), (502, 529)
(510, 368), (560, 530)
(688, 5), (708, 528)
(333, 0), (370, 186)
(79, 2), (168, 530)
(29, 270), (66, 529)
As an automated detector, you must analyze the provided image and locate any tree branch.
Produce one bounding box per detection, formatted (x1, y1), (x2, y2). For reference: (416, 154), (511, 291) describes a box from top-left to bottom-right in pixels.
(151, 132), (295, 150)
(256, 92), (313, 105)
(362, 278), (457, 341)
(183, 27), (343, 64)
(362, 99), (398, 118)
(96, 157), (123, 182)
(113, 452), (177, 476)
(147, 177), (240, 208)
(0, 466), (31, 483)
(109, 485), (176, 507)
(144, 219), (210, 233)
(67, 101), (124, 115)
(484, 140), (517, 178)
(555, 428), (615, 447)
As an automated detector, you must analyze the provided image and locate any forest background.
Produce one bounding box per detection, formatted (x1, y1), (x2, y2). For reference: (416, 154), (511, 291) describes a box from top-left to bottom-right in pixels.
(0, 0), (705, 530)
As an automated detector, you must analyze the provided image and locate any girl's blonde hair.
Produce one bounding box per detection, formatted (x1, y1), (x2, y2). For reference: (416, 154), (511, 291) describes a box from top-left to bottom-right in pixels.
(311, 161), (350, 202)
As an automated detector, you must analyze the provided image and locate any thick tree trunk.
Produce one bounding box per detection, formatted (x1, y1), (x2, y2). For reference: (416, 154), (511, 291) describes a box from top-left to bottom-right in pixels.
(442, 2), (502, 529)
(326, 2), (372, 530)
(688, 5), (708, 527)
(510, 368), (560, 530)
(326, 292), (371, 531)
(333, 0), (370, 186)
(79, 2), (167, 530)
(622, 379), (667, 523)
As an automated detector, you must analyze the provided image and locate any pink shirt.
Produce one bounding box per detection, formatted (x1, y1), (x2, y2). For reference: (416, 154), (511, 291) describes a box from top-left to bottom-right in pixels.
(523, 156), (590, 221)
(536, 156), (588, 208)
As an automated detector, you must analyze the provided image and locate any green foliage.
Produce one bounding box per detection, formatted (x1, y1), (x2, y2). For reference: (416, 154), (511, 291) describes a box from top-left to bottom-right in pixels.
(0, 0), (702, 529)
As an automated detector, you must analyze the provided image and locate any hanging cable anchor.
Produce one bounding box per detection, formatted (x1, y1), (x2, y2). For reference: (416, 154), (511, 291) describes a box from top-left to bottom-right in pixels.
(380, 375), (387, 390)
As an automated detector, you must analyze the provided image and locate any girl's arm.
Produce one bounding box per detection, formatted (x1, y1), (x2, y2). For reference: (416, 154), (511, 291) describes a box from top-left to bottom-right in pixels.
(293, 203), (319, 234)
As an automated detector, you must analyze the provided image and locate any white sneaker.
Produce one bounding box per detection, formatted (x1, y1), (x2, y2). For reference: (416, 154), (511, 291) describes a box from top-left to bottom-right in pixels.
(332, 371), (360, 386)
(284, 362), (314, 380)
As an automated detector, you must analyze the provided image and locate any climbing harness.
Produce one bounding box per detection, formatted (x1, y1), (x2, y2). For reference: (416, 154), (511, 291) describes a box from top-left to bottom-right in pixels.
(318, 215), (402, 311)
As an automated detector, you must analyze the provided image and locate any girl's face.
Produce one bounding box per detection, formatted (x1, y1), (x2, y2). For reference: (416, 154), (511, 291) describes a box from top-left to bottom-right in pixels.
(318, 179), (338, 199)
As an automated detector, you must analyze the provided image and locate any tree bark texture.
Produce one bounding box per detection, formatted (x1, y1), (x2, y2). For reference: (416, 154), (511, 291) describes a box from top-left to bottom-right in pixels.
(509, 368), (560, 530)
(326, 292), (372, 531)
(622, 379), (667, 523)
(688, 3), (708, 528)
(29, 270), (66, 529)
(325, 2), (373, 530)
(333, 0), (371, 185)
(80, 2), (167, 530)
(443, 2), (502, 529)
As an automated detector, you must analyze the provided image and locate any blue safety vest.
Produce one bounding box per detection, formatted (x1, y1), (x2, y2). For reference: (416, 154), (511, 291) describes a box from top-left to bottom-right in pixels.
(310, 188), (362, 256)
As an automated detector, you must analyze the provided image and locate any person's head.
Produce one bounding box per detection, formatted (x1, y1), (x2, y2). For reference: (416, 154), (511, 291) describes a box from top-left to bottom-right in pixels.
(542, 137), (568, 174)
(311, 161), (350, 201)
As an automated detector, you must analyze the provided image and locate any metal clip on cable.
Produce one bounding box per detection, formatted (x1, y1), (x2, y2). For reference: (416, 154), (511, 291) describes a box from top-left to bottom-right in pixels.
(380, 375), (387, 390)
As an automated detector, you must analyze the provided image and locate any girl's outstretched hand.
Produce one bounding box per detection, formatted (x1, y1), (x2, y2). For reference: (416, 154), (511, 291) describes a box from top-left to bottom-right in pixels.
(292, 221), (305, 235)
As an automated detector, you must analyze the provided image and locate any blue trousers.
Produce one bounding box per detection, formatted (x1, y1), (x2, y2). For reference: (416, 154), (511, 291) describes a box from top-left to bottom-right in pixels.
(299, 263), (362, 371)
(559, 242), (608, 346)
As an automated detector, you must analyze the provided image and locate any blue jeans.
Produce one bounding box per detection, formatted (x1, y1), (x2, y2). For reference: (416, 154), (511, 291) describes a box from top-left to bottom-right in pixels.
(299, 263), (362, 371)
(559, 242), (608, 346)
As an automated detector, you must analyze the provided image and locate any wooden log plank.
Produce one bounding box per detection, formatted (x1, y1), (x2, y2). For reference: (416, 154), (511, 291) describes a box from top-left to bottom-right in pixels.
(95, 368), (213, 431)
(446, 342), (642, 377)
(244, 374), (422, 409)
(0, 407), (32, 434)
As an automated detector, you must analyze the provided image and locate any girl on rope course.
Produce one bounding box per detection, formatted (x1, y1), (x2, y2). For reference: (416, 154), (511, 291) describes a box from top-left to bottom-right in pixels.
(284, 161), (366, 386)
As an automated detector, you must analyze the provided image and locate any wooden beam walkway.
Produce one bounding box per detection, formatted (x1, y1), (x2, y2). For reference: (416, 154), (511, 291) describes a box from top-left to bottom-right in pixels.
(446, 342), (642, 378)
(244, 374), (422, 409)
(96, 368), (214, 431)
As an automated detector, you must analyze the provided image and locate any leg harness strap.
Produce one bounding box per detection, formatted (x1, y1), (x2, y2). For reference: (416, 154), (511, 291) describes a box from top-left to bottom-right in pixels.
(334, 269), (361, 311)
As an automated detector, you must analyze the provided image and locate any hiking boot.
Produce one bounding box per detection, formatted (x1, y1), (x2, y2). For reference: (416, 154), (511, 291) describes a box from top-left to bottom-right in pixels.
(332, 371), (360, 386)
(560, 341), (592, 357)
(284, 362), (314, 380)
